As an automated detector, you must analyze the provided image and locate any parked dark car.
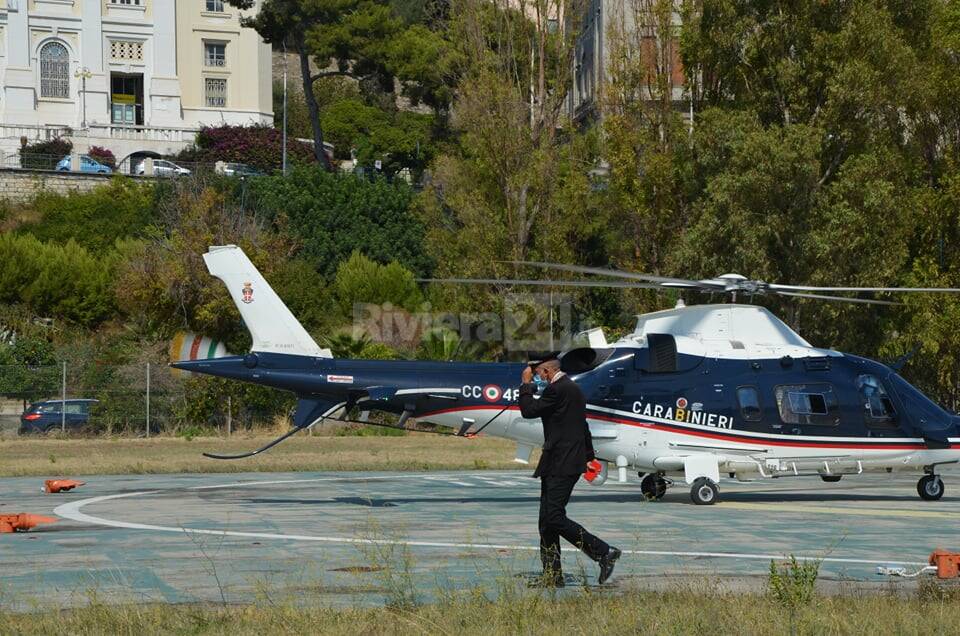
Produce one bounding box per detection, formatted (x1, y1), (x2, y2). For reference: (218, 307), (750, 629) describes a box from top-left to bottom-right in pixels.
(19, 399), (99, 434)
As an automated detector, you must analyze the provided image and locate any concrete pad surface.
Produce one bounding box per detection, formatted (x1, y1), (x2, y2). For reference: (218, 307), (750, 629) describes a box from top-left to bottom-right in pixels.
(1, 470), (956, 611)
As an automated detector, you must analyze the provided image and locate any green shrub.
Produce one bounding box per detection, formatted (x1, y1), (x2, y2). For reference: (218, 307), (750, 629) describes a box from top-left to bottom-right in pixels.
(20, 179), (154, 252)
(249, 165), (432, 277)
(0, 234), (116, 325)
(333, 251), (423, 316)
(768, 555), (820, 610)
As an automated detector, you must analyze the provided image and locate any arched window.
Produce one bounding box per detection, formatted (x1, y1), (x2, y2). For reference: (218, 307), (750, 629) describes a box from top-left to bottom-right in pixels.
(40, 42), (70, 99)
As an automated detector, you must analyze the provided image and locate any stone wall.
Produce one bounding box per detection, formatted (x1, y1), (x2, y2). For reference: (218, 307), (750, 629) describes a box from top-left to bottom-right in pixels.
(0, 169), (149, 204)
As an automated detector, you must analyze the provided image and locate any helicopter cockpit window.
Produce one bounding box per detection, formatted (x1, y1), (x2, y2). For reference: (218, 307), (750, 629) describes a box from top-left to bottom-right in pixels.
(736, 386), (762, 422)
(774, 384), (839, 427)
(857, 374), (896, 426)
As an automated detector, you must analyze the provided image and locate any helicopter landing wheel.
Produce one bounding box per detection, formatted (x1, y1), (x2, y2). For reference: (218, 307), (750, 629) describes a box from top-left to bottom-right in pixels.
(690, 477), (720, 505)
(640, 473), (668, 501)
(918, 475), (945, 501)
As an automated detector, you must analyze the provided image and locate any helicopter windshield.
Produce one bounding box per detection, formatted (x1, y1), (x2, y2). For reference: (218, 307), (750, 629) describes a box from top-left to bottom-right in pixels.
(886, 374), (952, 437)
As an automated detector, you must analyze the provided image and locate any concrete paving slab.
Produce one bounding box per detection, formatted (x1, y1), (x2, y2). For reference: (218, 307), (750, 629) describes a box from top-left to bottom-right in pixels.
(1, 470), (956, 611)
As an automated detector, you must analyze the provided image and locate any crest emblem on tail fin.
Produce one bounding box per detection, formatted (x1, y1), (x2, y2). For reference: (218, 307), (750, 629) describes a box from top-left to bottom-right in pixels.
(241, 282), (253, 304)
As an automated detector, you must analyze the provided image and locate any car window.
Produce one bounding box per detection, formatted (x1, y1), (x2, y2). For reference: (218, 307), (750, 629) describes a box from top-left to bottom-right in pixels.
(40, 402), (62, 413)
(64, 403), (83, 414)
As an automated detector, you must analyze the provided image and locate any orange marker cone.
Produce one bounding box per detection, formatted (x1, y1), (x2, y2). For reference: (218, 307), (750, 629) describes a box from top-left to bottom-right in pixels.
(0, 513), (58, 533)
(43, 479), (85, 494)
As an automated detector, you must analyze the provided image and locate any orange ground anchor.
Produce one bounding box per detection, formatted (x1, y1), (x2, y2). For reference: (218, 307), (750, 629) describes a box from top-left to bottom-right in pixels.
(0, 513), (58, 533)
(928, 550), (960, 579)
(43, 479), (85, 494)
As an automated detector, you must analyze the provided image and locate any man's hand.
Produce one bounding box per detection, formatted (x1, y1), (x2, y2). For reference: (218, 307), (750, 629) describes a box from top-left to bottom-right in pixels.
(521, 366), (534, 384)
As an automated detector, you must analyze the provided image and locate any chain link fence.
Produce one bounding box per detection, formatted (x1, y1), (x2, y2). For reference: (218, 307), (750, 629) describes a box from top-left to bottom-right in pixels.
(0, 362), (278, 438)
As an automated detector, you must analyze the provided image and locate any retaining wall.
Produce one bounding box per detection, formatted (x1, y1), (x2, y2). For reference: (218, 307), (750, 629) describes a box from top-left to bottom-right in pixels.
(0, 169), (146, 204)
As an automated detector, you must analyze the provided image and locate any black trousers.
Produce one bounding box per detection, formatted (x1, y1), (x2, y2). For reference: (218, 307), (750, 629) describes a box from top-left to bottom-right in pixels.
(539, 474), (609, 575)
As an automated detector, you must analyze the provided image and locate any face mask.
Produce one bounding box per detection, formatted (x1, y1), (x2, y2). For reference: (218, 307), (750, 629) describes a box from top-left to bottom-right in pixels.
(533, 376), (549, 392)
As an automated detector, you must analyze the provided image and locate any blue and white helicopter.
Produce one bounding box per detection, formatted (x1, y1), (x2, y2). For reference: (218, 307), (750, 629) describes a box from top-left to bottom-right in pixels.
(173, 245), (960, 505)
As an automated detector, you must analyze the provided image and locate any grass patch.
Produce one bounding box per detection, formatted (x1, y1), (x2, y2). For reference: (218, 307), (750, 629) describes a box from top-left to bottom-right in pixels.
(4, 589), (960, 634)
(0, 433), (526, 476)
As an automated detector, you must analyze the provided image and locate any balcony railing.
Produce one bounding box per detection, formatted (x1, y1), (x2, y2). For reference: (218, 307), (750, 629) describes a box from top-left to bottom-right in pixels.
(0, 124), (73, 141)
(78, 124), (199, 143)
(0, 123), (200, 144)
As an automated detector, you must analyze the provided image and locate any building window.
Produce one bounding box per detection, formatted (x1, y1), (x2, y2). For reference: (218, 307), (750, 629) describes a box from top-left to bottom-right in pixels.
(204, 43), (226, 67)
(206, 0), (225, 11)
(205, 77), (226, 107)
(39, 41), (70, 99)
(110, 40), (144, 62)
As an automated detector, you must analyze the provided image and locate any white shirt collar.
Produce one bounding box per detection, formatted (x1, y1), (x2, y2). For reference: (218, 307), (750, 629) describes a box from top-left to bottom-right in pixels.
(550, 371), (566, 383)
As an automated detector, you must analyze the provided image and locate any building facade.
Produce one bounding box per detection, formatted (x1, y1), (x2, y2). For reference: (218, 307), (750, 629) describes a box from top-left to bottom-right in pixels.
(0, 0), (272, 163)
(569, 0), (685, 124)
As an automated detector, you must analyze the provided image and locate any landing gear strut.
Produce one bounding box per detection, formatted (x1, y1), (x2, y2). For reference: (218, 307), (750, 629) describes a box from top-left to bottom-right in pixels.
(918, 474), (945, 501)
(640, 473), (668, 501)
(690, 477), (719, 505)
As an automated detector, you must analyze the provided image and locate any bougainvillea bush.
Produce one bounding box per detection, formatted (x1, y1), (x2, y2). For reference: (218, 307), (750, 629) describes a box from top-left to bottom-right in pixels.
(19, 137), (73, 170)
(175, 124), (318, 173)
(87, 146), (117, 170)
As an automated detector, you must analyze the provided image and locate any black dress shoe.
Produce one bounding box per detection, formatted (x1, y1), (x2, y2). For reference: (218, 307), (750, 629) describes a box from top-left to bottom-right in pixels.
(598, 547), (621, 584)
(527, 574), (565, 588)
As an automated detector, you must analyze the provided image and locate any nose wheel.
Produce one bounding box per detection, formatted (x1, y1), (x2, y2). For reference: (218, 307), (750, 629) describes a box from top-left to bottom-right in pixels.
(918, 474), (945, 501)
(640, 473), (668, 501)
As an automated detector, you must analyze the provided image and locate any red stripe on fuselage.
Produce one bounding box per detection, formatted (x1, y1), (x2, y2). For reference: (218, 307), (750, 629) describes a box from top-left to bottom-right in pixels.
(417, 405), (944, 450)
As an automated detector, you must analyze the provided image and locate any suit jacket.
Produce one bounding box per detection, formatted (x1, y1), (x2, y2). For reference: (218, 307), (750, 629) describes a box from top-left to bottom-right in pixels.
(519, 375), (596, 477)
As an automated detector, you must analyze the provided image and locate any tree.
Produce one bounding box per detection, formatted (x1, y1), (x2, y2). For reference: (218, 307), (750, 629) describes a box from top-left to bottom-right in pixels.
(418, 1), (592, 300)
(249, 165), (432, 278)
(227, 0), (453, 169)
(0, 333), (59, 402)
(333, 250), (423, 316)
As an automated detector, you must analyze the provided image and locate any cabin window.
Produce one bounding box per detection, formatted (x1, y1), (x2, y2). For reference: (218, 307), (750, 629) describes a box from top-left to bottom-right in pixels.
(774, 384), (839, 426)
(857, 374), (896, 427)
(736, 386), (762, 422)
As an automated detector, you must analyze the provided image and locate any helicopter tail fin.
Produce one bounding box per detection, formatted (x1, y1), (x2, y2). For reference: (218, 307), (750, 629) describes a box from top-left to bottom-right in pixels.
(203, 245), (332, 358)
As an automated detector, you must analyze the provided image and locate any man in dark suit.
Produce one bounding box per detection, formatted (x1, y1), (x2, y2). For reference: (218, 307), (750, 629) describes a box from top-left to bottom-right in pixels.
(520, 357), (621, 587)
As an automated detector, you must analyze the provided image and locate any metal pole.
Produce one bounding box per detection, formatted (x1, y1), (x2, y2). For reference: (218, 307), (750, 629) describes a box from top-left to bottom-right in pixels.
(61, 361), (66, 433)
(549, 291), (554, 351)
(227, 396), (232, 437)
(282, 41), (288, 176)
(145, 362), (151, 438)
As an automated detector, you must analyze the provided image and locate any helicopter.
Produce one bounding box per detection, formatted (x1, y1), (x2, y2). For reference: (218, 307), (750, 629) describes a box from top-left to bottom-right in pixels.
(172, 245), (960, 505)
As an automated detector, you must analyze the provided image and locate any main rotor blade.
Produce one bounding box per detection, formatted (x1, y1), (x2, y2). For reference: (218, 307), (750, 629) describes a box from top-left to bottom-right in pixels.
(505, 261), (701, 287)
(418, 277), (662, 289)
(776, 291), (900, 306)
(771, 283), (960, 293)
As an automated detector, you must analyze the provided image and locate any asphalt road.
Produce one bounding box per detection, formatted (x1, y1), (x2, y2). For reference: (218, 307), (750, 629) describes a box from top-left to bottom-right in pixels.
(2, 470), (957, 611)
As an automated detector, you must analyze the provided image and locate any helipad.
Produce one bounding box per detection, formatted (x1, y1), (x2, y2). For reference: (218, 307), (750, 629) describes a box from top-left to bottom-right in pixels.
(0, 470), (953, 611)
